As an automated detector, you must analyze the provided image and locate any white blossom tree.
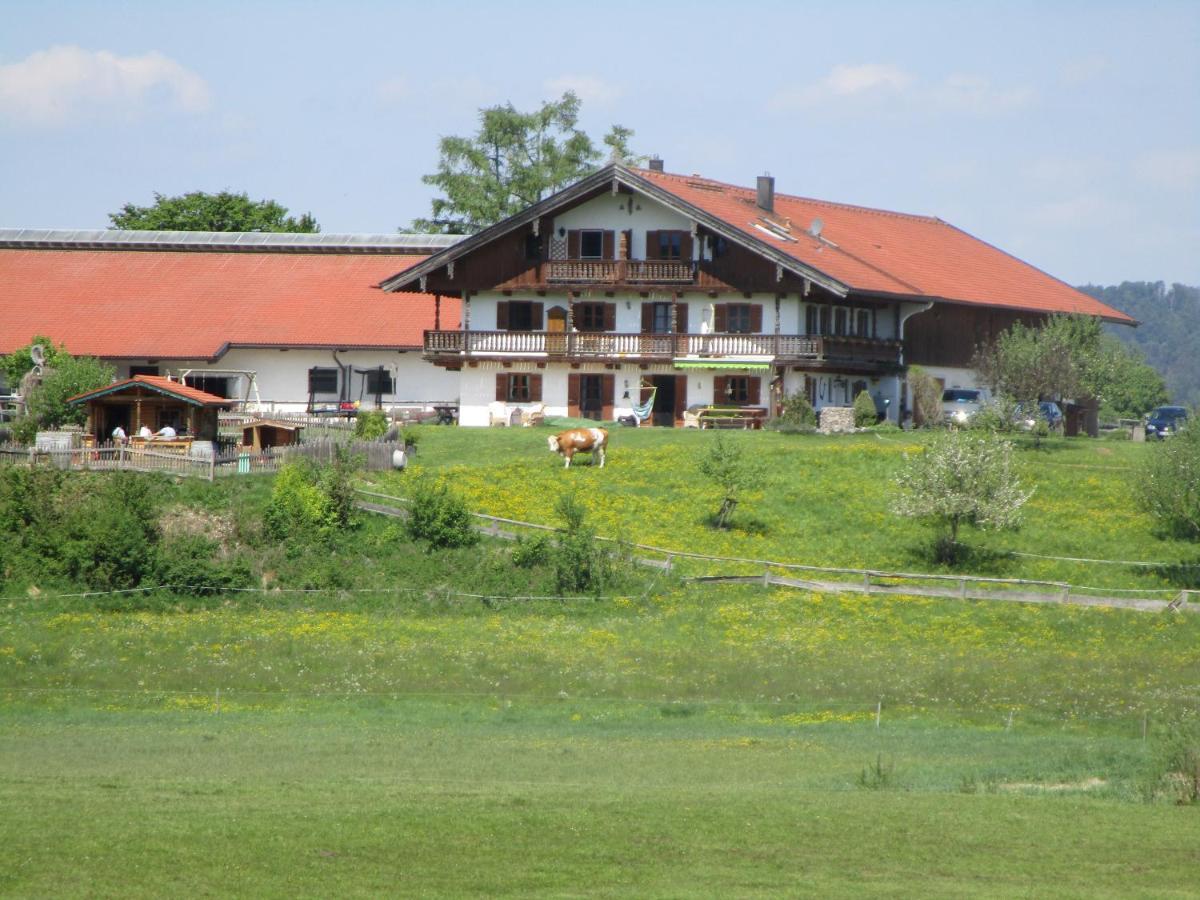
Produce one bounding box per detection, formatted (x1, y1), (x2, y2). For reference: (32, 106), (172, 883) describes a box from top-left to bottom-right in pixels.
(891, 431), (1033, 561)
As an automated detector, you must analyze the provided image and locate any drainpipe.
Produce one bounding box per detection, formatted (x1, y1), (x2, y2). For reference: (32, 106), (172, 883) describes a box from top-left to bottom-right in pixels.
(893, 300), (933, 424)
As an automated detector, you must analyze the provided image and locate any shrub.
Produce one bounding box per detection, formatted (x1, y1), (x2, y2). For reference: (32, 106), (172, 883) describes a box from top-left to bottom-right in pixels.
(777, 391), (817, 427)
(908, 366), (943, 427)
(891, 430), (1032, 563)
(319, 445), (359, 531)
(512, 532), (552, 568)
(1143, 718), (1200, 805)
(354, 410), (389, 441)
(155, 535), (253, 597)
(551, 492), (607, 594)
(1137, 416), (1200, 540)
(265, 461), (335, 540)
(405, 476), (478, 549)
(57, 473), (160, 591)
(852, 390), (878, 427)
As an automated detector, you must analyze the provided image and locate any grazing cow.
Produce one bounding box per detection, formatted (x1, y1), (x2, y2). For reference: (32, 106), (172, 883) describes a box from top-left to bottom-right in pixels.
(548, 427), (608, 468)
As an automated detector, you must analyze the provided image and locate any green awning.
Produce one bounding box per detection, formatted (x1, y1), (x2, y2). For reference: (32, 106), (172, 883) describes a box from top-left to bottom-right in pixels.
(673, 360), (772, 371)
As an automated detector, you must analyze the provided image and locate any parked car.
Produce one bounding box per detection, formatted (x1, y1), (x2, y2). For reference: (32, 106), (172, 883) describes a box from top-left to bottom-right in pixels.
(1145, 406), (1188, 439)
(1014, 401), (1064, 432)
(941, 388), (985, 425)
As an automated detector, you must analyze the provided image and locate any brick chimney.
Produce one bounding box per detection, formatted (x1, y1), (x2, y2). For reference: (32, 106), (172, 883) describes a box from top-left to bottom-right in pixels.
(757, 175), (775, 213)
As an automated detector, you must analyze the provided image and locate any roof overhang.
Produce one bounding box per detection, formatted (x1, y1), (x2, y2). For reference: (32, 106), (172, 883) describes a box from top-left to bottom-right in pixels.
(378, 163), (850, 298)
(849, 289), (1138, 326)
(67, 378), (233, 408)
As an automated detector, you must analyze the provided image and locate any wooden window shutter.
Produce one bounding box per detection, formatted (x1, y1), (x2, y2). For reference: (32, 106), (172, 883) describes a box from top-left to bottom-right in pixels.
(567, 230), (581, 258)
(681, 233), (694, 261)
(529, 374), (543, 402)
(750, 304), (763, 332)
(602, 230), (615, 260)
(674, 303), (688, 333)
(601, 374), (615, 421)
(496, 301), (509, 330)
(714, 304), (728, 333)
(603, 303), (616, 331)
(641, 302), (654, 333)
(749, 377), (761, 405)
(532, 302), (544, 330)
(496, 374), (508, 401)
(622, 229), (633, 260)
(567, 374), (581, 417)
(713, 376), (727, 404)
(645, 230), (660, 260)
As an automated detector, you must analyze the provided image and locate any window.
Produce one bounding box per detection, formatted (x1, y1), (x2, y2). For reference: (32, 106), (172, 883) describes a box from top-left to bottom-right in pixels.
(834, 308), (848, 336)
(805, 306), (818, 335)
(726, 304), (753, 334)
(508, 374), (531, 402)
(309, 368), (338, 395)
(819, 306), (831, 335)
(856, 309), (872, 337)
(656, 231), (685, 260)
(651, 302), (672, 334)
(129, 365), (160, 378)
(725, 376), (750, 404)
(502, 301), (541, 331)
(574, 302), (612, 331)
(364, 369), (393, 395)
(579, 230), (605, 259)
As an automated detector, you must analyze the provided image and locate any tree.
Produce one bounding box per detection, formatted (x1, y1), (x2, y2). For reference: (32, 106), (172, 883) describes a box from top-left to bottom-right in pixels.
(7, 347), (115, 443)
(109, 191), (319, 233)
(412, 91), (636, 233)
(891, 430), (1033, 562)
(1137, 417), (1200, 540)
(907, 366), (944, 427)
(0, 335), (68, 391)
(853, 390), (878, 427)
(698, 433), (766, 529)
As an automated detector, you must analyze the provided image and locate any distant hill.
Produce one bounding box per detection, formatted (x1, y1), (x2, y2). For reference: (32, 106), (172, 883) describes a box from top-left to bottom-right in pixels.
(1079, 282), (1200, 407)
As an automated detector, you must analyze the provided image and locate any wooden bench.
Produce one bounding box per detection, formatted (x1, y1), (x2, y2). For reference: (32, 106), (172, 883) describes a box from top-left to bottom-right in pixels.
(683, 406), (769, 430)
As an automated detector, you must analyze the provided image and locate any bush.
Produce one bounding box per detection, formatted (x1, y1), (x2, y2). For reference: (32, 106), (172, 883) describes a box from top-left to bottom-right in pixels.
(57, 474), (160, 591)
(405, 476), (478, 549)
(354, 410), (389, 441)
(777, 391), (817, 427)
(319, 445), (359, 531)
(265, 462), (335, 541)
(1144, 718), (1200, 805)
(552, 492), (606, 594)
(512, 532), (552, 568)
(1137, 417), (1200, 540)
(908, 366), (943, 427)
(155, 535), (253, 597)
(852, 390), (878, 427)
(698, 433), (766, 529)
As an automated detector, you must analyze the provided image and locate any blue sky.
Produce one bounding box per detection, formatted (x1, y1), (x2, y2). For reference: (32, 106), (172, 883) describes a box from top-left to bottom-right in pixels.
(2, 0), (1197, 285)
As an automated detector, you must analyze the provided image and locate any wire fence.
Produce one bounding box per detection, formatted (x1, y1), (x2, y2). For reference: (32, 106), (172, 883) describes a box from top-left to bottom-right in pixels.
(354, 489), (1198, 614)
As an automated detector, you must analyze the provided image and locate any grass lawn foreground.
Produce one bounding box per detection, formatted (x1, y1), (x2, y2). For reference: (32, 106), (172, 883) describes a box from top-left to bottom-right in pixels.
(2, 427), (1199, 896)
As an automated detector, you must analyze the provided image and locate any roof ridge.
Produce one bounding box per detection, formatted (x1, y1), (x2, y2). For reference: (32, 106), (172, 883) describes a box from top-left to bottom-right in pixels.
(0, 228), (463, 255)
(635, 168), (947, 225)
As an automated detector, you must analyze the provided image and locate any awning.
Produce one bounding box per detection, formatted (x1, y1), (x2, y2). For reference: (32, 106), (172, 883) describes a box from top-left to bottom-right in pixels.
(673, 360), (773, 371)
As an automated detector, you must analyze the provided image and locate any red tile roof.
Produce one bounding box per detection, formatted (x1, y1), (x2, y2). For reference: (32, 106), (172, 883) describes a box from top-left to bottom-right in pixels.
(636, 168), (1134, 324)
(68, 374), (235, 407)
(0, 248), (458, 358)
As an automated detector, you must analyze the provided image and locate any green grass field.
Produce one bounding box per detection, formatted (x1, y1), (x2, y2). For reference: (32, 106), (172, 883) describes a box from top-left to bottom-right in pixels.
(3, 428), (1199, 896)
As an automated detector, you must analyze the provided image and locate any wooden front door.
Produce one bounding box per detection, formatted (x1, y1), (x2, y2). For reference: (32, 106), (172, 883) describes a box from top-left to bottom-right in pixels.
(568, 373), (614, 421)
(547, 306), (567, 355)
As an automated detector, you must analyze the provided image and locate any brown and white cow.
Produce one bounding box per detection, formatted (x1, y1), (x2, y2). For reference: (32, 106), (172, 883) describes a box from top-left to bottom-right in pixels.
(547, 427), (608, 468)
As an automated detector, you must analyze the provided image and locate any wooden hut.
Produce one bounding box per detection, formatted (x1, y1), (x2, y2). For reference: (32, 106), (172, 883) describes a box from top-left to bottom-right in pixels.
(240, 419), (303, 452)
(68, 375), (233, 449)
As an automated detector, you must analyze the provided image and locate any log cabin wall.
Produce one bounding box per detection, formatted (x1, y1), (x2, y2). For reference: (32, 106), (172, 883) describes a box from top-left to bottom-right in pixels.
(903, 304), (1046, 368)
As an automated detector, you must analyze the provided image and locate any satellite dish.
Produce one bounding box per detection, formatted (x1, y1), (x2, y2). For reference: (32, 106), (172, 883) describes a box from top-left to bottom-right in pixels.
(809, 218), (824, 238)
(29, 344), (46, 368)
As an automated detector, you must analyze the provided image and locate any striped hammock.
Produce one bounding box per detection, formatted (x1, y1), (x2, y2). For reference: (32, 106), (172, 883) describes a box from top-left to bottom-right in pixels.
(632, 387), (657, 422)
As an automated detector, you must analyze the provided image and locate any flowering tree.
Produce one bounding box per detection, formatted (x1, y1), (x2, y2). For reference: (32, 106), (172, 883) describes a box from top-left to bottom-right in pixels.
(891, 431), (1032, 561)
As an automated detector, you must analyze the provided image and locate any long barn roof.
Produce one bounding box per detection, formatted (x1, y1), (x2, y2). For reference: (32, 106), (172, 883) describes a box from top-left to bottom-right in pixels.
(0, 231), (460, 359)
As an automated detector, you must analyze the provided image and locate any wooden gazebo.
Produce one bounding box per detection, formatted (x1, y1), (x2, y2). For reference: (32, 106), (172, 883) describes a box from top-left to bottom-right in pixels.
(240, 419), (303, 452)
(68, 375), (234, 446)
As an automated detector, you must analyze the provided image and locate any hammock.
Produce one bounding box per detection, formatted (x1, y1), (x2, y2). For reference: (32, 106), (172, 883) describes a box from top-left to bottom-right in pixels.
(632, 387), (657, 422)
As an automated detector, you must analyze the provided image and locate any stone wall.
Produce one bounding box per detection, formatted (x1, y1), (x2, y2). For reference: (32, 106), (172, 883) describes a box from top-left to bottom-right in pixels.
(818, 406), (856, 434)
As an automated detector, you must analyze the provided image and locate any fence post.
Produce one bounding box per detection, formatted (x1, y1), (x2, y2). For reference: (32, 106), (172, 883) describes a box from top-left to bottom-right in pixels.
(762, 567), (771, 586)
(1060, 584), (1070, 603)
(875, 699), (882, 730)
(958, 578), (966, 599)
(863, 572), (871, 591)
(665, 554), (673, 572)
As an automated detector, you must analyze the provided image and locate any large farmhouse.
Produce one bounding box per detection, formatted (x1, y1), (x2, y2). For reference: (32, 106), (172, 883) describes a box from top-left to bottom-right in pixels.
(0, 228), (461, 413)
(382, 162), (1133, 427)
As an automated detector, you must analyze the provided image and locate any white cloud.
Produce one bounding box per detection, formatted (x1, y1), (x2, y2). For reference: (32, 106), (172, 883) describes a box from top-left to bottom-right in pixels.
(543, 74), (622, 106)
(769, 64), (1034, 116)
(1133, 148), (1200, 192)
(0, 45), (210, 127)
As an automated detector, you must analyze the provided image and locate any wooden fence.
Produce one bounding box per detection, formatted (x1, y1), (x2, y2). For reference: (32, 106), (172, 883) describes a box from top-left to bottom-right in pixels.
(354, 489), (1197, 615)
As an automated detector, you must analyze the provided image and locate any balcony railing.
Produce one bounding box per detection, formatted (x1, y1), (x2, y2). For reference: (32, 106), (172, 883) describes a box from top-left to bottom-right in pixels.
(543, 259), (695, 284)
(424, 331), (901, 368)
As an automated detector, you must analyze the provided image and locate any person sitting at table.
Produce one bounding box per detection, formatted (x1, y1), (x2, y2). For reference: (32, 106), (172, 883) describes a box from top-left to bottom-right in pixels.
(137, 425), (153, 440)
(153, 425), (177, 440)
(111, 425), (127, 444)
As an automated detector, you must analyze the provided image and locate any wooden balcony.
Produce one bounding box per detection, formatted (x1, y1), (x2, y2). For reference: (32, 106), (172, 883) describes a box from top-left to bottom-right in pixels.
(424, 331), (901, 371)
(543, 259), (695, 284)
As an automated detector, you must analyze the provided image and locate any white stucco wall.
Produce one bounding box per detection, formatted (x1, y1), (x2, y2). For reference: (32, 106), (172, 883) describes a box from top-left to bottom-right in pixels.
(552, 194), (694, 259)
(112, 348), (459, 413)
